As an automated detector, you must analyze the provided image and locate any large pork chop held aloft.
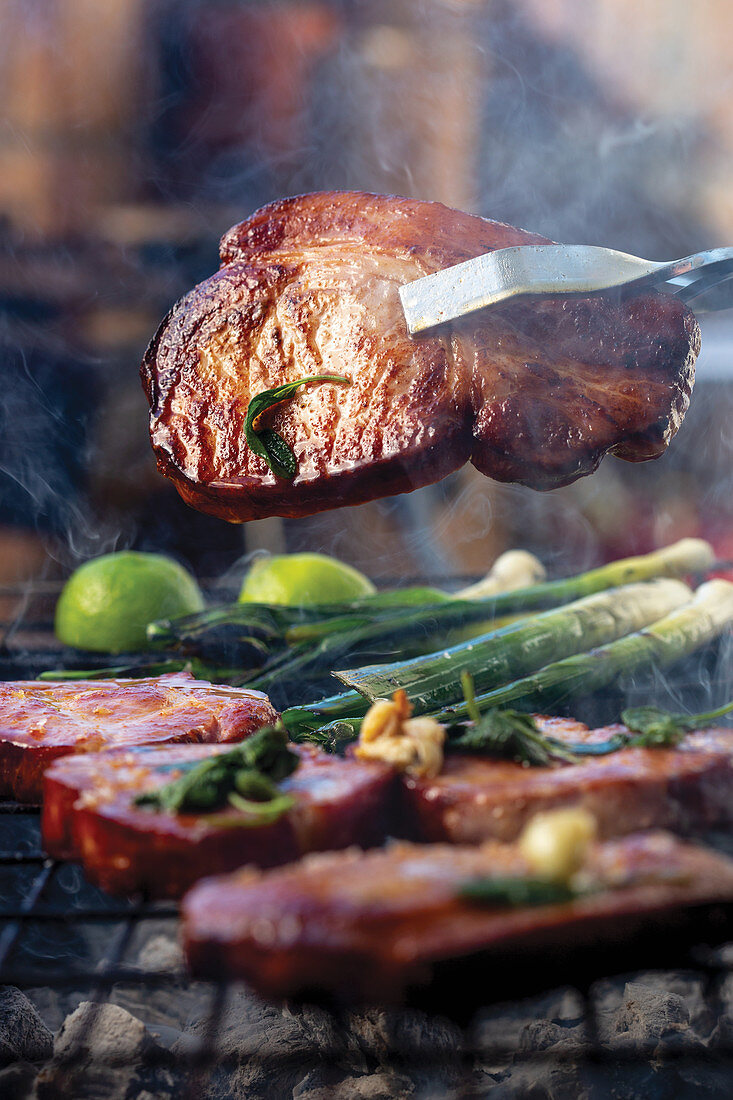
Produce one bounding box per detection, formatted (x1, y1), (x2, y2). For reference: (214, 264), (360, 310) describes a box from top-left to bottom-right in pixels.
(142, 192), (700, 522)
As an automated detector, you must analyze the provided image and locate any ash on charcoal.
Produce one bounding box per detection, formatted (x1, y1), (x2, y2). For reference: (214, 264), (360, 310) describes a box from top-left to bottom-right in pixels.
(613, 981), (692, 1046)
(489, 1059), (590, 1100)
(52, 1000), (157, 1065)
(593, 973), (711, 1048)
(135, 934), (184, 973)
(346, 1004), (465, 1062)
(0, 987), (53, 1067)
(518, 1019), (586, 1054)
(709, 1011), (733, 1049)
(104, 923), (202, 1032)
(293, 1068), (415, 1099)
(34, 1001), (175, 1100)
(176, 991), (367, 1098)
(345, 1005), (467, 1098)
(717, 970), (733, 1020)
(483, 1008), (590, 1100)
(176, 991), (472, 1100)
(470, 986), (585, 1056)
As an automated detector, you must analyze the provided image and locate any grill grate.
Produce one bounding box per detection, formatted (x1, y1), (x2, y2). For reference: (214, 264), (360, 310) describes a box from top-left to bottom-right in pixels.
(1, 585), (733, 1094)
(2, 808), (733, 1093)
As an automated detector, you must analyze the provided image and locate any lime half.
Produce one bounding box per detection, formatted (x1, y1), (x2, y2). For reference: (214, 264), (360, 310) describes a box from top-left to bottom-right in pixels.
(239, 552), (376, 607)
(55, 551), (205, 653)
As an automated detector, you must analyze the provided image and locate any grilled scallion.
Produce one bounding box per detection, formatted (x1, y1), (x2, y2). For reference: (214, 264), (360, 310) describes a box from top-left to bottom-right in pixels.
(434, 580), (733, 724)
(336, 578), (691, 711)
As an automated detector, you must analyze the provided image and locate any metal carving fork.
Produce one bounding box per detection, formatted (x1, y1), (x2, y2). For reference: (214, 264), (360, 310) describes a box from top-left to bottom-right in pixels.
(399, 244), (733, 335)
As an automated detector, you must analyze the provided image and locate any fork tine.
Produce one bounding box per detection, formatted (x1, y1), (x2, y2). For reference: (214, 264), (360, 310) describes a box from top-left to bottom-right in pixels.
(673, 270), (733, 312)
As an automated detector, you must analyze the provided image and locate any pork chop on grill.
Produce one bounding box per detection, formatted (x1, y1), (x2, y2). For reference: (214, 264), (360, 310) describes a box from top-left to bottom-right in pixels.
(401, 716), (733, 843)
(142, 191), (700, 522)
(42, 742), (395, 897)
(0, 673), (278, 803)
(182, 831), (733, 1003)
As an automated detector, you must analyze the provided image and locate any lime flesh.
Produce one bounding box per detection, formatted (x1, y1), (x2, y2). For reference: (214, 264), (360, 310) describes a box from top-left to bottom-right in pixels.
(55, 551), (205, 654)
(239, 552), (376, 607)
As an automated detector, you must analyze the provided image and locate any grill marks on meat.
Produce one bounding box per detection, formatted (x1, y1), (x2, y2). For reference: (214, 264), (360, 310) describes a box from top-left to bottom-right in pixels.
(142, 191), (699, 521)
(0, 673), (278, 804)
(182, 832), (733, 1003)
(402, 717), (733, 844)
(41, 742), (395, 897)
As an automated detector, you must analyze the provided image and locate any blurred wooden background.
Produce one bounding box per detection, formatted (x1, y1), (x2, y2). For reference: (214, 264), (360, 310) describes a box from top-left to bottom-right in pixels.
(1, 0), (732, 586)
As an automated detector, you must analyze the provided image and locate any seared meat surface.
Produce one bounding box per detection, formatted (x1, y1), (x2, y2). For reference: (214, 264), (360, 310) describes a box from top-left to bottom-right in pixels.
(402, 716), (733, 843)
(182, 832), (733, 1002)
(0, 673), (277, 803)
(142, 191), (699, 522)
(42, 742), (395, 897)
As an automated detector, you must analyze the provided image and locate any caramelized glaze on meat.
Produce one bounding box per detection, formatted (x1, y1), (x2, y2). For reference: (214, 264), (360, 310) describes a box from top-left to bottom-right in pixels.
(142, 191), (699, 521)
(182, 832), (733, 1002)
(42, 742), (395, 897)
(402, 717), (733, 843)
(0, 673), (278, 803)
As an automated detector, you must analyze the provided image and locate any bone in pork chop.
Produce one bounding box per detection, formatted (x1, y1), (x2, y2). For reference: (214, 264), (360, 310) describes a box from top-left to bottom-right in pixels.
(182, 832), (733, 1003)
(142, 191), (699, 522)
(401, 716), (733, 843)
(0, 673), (278, 803)
(42, 742), (395, 897)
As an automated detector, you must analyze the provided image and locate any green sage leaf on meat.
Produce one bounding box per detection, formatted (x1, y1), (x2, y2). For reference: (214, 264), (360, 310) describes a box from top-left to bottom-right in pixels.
(245, 374), (351, 479)
(449, 708), (579, 766)
(621, 698), (733, 747)
(240, 723), (301, 782)
(227, 791), (294, 821)
(448, 672), (580, 766)
(458, 876), (578, 907)
(134, 724), (298, 818)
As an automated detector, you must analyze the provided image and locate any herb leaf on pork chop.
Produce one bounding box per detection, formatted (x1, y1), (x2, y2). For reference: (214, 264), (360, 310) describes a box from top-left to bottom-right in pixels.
(621, 699), (733, 747)
(134, 724), (298, 818)
(245, 375), (350, 479)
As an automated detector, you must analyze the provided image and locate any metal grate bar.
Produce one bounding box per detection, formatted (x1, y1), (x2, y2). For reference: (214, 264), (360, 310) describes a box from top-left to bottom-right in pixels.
(0, 853), (46, 865)
(0, 860), (55, 970)
(0, 965), (185, 988)
(0, 905), (179, 920)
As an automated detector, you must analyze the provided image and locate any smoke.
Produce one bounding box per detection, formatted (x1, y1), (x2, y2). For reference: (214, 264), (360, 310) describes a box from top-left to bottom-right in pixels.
(0, 0), (729, 588)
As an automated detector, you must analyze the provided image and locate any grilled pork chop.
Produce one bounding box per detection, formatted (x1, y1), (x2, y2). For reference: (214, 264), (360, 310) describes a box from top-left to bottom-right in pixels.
(42, 742), (394, 897)
(0, 673), (277, 803)
(402, 717), (733, 843)
(182, 832), (733, 1003)
(142, 191), (699, 522)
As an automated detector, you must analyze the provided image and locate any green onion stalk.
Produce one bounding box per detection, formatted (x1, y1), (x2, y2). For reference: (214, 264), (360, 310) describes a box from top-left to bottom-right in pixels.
(433, 579), (733, 723)
(37, 657), (251, 684)
(335, 577), (692, 712)
(147, 539), (713, 672)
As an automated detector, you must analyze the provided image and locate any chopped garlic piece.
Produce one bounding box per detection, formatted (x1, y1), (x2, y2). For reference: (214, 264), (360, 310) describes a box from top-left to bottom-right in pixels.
(355, 690), (445, 778)
(519, 808), (598, 883)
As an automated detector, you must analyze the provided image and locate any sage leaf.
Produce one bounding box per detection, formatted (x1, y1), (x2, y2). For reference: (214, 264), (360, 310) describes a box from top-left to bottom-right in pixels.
(245, 374), (350, 479)
(458, 876), (578, 907)
(621, 698), (733, 747)
(449, 672), (581, 765)
(134, 724), (298, 816)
